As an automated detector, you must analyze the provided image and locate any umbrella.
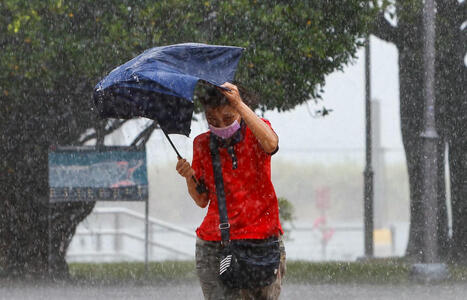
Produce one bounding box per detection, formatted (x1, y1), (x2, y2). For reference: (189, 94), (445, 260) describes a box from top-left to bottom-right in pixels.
(93, 43), (244, 138)
(93, 43), (244, 190)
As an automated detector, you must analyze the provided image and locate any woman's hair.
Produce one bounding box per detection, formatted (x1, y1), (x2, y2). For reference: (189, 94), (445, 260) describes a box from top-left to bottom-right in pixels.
(198, 82), (258, 109)
(198, 85), (229, 108)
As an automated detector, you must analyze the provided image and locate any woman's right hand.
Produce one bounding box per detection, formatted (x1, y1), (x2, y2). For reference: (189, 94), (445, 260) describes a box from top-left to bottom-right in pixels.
(177, 158), (209, 208)
(176, 158), (195, 179)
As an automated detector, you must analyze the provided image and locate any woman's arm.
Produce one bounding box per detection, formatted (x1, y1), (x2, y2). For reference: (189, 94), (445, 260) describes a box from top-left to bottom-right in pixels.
(176, 158), (209, 208)
(219, 82), (278, 153)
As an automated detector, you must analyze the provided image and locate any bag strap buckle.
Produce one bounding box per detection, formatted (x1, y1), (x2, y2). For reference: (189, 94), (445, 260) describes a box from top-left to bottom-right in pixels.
(219, 223), (231, 230)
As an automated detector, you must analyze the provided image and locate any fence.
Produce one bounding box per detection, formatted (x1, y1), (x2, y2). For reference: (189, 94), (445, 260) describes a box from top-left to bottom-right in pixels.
(67, 207), (404, 262)
(67, 207), (196, 262)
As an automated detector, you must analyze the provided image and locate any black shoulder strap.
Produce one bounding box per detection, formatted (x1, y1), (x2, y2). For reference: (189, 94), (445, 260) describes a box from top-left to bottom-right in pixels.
(209, 134), (230, 243)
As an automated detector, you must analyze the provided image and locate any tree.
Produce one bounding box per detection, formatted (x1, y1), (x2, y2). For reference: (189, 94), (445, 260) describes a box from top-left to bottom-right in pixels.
(0, 0), (375, 277)
(371, 0), (466, 261)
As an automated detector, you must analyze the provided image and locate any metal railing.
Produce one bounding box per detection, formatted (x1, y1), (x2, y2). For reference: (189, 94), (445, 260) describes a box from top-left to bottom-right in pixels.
(67, 207), (196, 262)
(67, 208), (400, 262)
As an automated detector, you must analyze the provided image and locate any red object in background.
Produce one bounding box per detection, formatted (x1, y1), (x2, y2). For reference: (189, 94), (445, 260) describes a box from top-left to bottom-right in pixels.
(312, 215), (327, 229)
(313, 187), (335, 245)
(315, 187), (331, 210)
(322, 228), (335, 243)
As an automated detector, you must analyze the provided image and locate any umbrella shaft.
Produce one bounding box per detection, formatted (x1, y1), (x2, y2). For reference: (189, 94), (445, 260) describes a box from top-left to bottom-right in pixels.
(162, 130), (200, 187)
(163, 130), (182, 159)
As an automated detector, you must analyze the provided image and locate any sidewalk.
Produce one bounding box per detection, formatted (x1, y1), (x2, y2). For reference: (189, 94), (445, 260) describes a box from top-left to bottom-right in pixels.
(1, 282), (467, 300)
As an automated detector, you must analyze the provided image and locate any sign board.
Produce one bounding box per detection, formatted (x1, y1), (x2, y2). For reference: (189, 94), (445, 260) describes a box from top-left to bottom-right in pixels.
(48, 146), (148, 203)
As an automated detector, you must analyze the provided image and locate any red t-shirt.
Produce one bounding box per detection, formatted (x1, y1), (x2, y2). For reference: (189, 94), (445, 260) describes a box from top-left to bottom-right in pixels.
(192, 118), (284, 241)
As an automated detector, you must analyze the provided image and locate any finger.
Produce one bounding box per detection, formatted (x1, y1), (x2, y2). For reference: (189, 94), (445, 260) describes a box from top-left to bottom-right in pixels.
(216, 86), (230, 95)
(224, 82), (238, 91)
(181, 167), (192, 178)
(181, 165), (191, 175)
(218, 84), (233, 92)
(221, 82), (234, 88)
(176, 161), (183, 169)
(176, 160), (187, 170)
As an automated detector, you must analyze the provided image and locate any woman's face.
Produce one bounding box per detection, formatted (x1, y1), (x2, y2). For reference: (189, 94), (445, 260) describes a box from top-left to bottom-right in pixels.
(205, 104), (240, 128)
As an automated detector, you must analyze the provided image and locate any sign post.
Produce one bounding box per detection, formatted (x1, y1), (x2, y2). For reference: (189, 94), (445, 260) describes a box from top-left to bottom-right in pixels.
(48, 145), (149, 274)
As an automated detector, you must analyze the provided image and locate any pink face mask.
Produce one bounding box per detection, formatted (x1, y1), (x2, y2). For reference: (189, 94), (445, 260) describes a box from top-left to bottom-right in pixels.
(209, 120), (241, 139)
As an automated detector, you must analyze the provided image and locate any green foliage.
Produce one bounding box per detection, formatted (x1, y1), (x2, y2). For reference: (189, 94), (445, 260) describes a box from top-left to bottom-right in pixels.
(204, 0), (375, 111)
(278, 196), (295, 238)
(0, 0), (377, 170)
(1, 0), (375, 118)
(278, 196), (295, 225)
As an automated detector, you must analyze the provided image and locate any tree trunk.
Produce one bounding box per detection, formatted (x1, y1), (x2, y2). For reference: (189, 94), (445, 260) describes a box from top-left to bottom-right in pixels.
(370, 2), (467, 260)
(436, 0), (467, 262)
(1, 198), (94, 278)
(394, 8), (450, 259)
(0, 112), (96, 278)
(449, 138), (467, 261)
(399, 46), (426, 259)
(445, 65), (467, 261)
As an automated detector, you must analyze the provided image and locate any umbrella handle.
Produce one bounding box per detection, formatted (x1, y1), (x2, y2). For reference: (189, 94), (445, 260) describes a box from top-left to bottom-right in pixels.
(163, 130), (207, 193)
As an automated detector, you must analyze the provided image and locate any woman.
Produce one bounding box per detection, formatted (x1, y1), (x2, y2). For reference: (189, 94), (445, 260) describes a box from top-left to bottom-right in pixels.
(176, 82), (285, 299)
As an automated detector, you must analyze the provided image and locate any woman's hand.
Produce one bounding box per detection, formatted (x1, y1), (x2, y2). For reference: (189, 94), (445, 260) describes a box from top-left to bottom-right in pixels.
(217, 82), (243, 108)
(217, 82), (279, 154)
(176, 158), (195, 179)
(177, 158), (209, 208)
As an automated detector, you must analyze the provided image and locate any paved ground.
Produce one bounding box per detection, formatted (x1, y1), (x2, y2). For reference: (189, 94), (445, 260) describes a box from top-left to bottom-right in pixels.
(1, 281), (467, 300)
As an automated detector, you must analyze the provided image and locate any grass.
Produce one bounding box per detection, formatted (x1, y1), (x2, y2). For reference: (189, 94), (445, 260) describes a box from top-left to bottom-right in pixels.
(68, 258), (467, 285)
(285, 259), (411, 284)
(69, 261), (197, 284)
(69, 258), (430, 285)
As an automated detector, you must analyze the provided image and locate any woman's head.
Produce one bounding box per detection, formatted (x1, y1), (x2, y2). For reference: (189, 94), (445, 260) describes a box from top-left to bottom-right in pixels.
(199, 86), (240, 128)
(198, 83), (257, 129)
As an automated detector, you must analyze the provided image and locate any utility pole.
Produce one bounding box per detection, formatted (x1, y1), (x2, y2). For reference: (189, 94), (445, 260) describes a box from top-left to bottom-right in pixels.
(363, 34), (374, 258)
(411, 0), (448, 282)
(420, 0), (439, 264)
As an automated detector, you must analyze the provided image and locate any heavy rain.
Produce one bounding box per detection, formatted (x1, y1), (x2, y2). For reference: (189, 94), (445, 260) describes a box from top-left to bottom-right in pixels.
(1, 1), (466, 299)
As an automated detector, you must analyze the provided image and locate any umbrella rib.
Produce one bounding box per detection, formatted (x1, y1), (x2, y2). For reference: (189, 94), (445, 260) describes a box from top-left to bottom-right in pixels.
(130, 121), (159, 148)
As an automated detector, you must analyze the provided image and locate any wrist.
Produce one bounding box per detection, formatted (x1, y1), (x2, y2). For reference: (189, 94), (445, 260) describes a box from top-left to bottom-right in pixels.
(185, 169), (195, 179)
(230, 98), (245, 111)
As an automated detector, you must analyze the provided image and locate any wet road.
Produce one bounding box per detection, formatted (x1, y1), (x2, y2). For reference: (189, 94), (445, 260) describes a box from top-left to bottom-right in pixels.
(1, 281), (467, 300)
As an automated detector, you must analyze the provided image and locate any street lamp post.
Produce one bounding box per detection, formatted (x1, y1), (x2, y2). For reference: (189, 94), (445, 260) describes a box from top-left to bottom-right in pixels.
(364, 34), (374, 258)
(420, 0), (439, 264)
(410, 0), (449, 281)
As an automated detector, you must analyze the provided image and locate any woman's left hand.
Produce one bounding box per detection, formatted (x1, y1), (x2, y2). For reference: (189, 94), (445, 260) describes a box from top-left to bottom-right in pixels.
(217, 82), (243, 108)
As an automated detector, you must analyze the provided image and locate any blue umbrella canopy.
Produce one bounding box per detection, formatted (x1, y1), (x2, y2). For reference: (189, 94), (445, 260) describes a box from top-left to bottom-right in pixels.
(93, 43), (244, 136)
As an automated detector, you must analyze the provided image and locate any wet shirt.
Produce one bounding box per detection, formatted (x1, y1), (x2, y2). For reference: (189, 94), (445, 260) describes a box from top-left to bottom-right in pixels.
(192, 118), (284, 241)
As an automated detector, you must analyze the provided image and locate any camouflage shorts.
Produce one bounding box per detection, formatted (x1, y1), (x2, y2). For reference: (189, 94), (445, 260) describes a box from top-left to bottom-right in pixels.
(195, 237), (286, 300)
